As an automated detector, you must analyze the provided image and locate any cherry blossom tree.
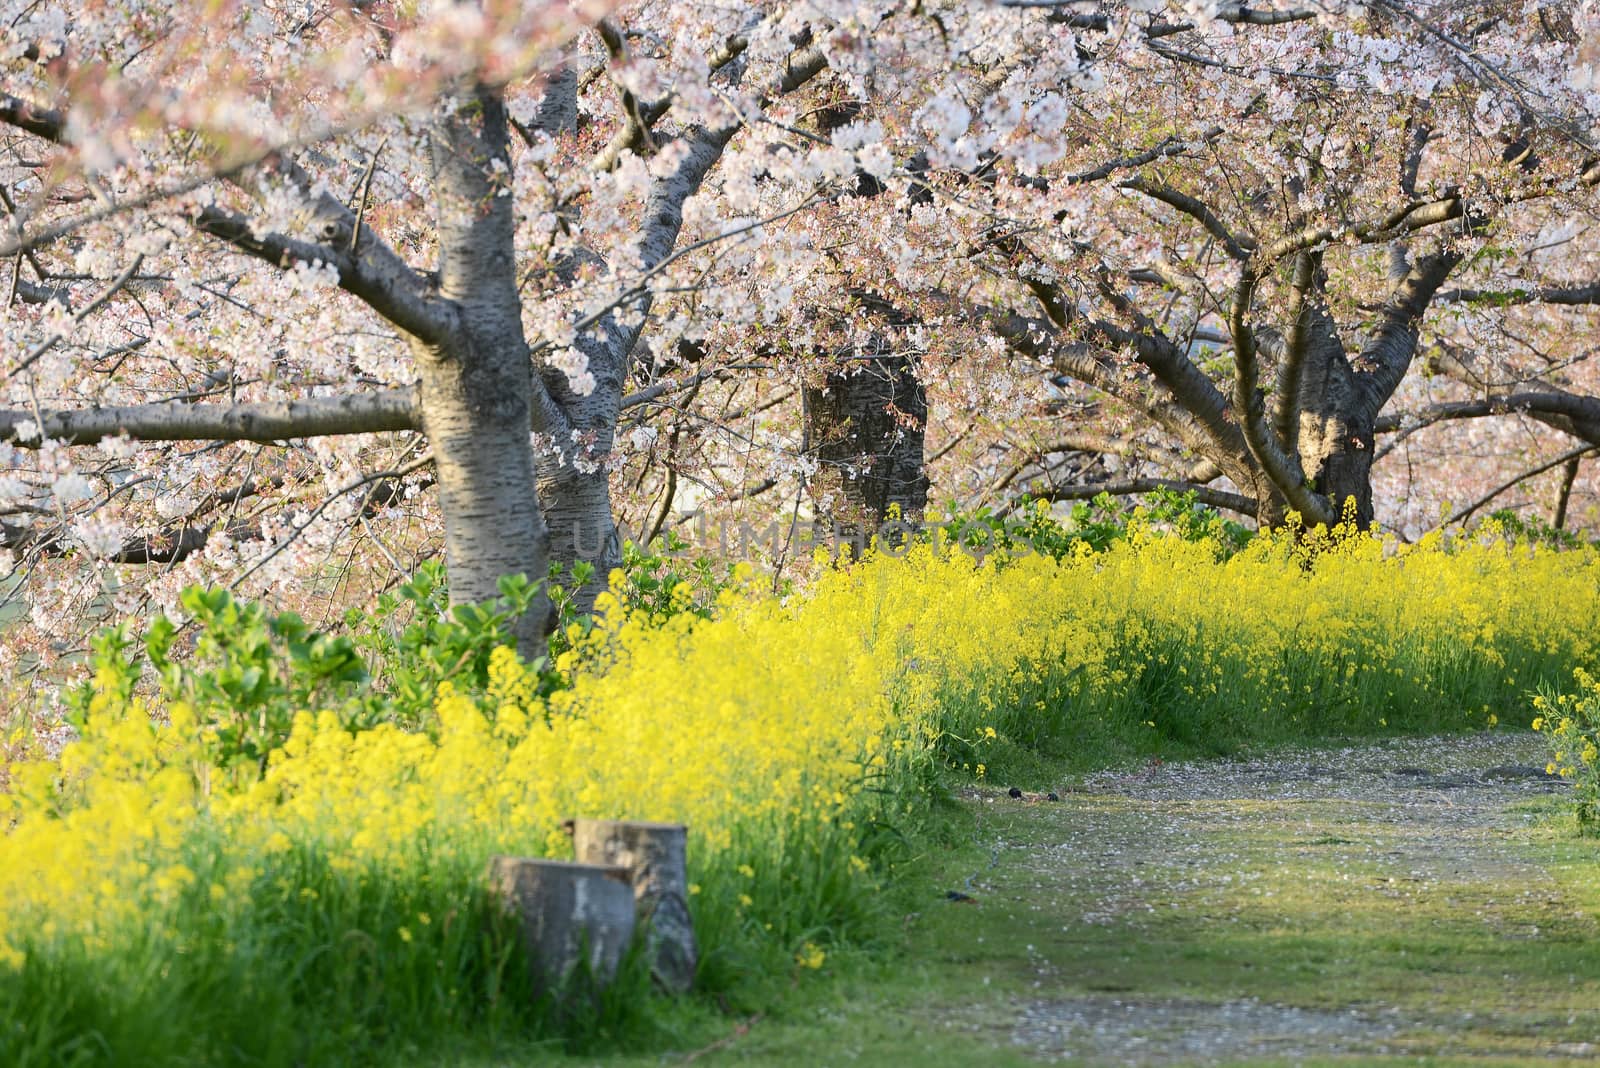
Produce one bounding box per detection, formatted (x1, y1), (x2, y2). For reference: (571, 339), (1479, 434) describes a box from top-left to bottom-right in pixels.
(0, 0), (846, 659)
(622, 0), (1600, 540)
(5, 0), (1600, 716)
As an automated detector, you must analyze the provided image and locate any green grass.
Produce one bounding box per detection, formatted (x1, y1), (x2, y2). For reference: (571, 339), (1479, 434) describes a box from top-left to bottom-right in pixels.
(495, 745), (1600, 1068)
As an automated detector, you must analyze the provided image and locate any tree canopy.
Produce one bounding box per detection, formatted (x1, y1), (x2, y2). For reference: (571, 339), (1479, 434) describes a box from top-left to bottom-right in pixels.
(2, 0), (1599, 678)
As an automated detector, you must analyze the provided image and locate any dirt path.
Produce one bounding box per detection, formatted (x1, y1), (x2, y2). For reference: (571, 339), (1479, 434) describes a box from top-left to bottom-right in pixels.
(949, 732), (1600, 1065)
(593, 733), (1600, 1068)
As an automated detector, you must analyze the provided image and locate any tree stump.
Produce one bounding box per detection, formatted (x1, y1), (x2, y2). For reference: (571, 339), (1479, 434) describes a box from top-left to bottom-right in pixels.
(571, 819), (698, 993)
(486, 856), (635, 994)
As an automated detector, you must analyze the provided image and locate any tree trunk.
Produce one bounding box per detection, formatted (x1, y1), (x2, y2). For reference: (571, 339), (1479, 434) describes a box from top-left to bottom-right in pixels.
(1276, 250), (1459, 531)
(1277, 257), (1374, 527)
(486, 856), (636, 995)
(534, 321), (629, 612)
(1296, 370), (1376, 528)
(418, 86), (551, 653)
(803, 347), (929, 553)
(1555, 456), (1582, 529)
(539, 456), (622, 596)
(571, 819), (697, 993)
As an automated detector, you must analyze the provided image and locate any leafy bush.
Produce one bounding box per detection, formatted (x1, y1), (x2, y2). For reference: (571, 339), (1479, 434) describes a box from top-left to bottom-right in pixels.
(350, 561), (560, 720)
(546, 533), (748, 675)
(1485, 508), (1599, 552)
(60, 543), (744, 777)
(936, 490), (1251, 562)
(69, 586), (373, 775)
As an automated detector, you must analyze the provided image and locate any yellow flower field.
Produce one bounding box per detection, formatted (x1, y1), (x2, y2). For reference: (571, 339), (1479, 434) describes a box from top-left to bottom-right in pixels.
(1, 525), (1596, 1064)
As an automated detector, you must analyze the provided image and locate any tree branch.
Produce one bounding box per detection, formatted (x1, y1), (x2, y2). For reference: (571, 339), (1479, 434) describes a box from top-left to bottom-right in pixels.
(1374, 391), (1600, 436)
(1272, 250), (1320, 452)
(1059, 127), (1223, 187)
(1438, 283), (1600, 306)
(1120, 178), (1256, 259)
(1355, 246), (1462, 412)
(587, 30), (749, 173)
(0, 389), (418, 447)
(1229, 264), (1329, 523)
(1433, 444), (1600, 530)
(0, 92), (66, 142)
(1084, 268), (1248, 463)
(1259, 196), (1464, 265)
(193, 184), (456, 345)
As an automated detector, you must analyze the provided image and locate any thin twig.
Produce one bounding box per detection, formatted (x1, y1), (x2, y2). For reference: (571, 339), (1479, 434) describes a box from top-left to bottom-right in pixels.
(1434, 444), (1600, 531)
(348, 138), (387, 256)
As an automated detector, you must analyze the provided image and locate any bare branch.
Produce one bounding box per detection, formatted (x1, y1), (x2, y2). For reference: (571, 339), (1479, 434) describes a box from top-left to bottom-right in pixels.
(10, 254), (145, 378)
(1438, 283), (1600, 306)
(1120, 178), (1257, 259)
(1434, 444), (1600, 530)
(1060, 126), (1224, 188)
(229, 450), (434, 591)
(620, 370), (721, 410)
(990, 433), (1171, 495)
(193, 188), (456, 345)
(587, 29), (749, 174)
(591, 18), (659, 172)
(0, 389), (418, 447)
(1083, 268), (1247, 462)
(1355, 247), (1463, 412)
(1005, 2), (1319, 32)
(1375, 391), (1600, 435)
(1229, 265), (1330, 524)
(1272, 250), (1319, 451)
(0, 92), (65, 142)
(1259, 197), (1464, 265)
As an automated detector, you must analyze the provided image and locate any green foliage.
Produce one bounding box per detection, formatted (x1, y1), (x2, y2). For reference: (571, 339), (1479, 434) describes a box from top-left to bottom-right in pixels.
(548, 533), (745, 668)
(0, 833), (661, 1067)
(66, 543), (743, 774)
(614, 533), (735, 621)
(65, 568), (556, 773)
(70, 587), (372, 773)
(350, 561), (562, 720)
(26, 520), (1597, 1067)
(1481, 508), (1598, 551)
(936, 489), (1251, 561)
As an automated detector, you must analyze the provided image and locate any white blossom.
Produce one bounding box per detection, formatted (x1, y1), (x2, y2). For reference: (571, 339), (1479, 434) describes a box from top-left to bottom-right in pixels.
(288, 259), (341, 291)
(549, 346), (596, 396)
(71, 517), (128, 559)
(51, 473), (94, 501)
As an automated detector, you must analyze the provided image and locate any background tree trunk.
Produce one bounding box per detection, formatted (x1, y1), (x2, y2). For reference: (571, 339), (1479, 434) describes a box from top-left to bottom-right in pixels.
(536, 330), (626, 610)
(803, 346), (929, 551)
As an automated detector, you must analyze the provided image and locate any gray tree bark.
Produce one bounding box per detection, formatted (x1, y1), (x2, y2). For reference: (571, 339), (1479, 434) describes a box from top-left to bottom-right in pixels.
(532, 42), (828, 611)
(487, 855), (636, 995)
(414, 87), (552, 652)
(1285, 249), (1460, 527)
(538, 123), (742, 609)
(571, 818), (697, 994)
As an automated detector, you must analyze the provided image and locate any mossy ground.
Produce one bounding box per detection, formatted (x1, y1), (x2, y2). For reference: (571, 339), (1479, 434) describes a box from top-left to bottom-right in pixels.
(498, 732), (1600, 1068)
